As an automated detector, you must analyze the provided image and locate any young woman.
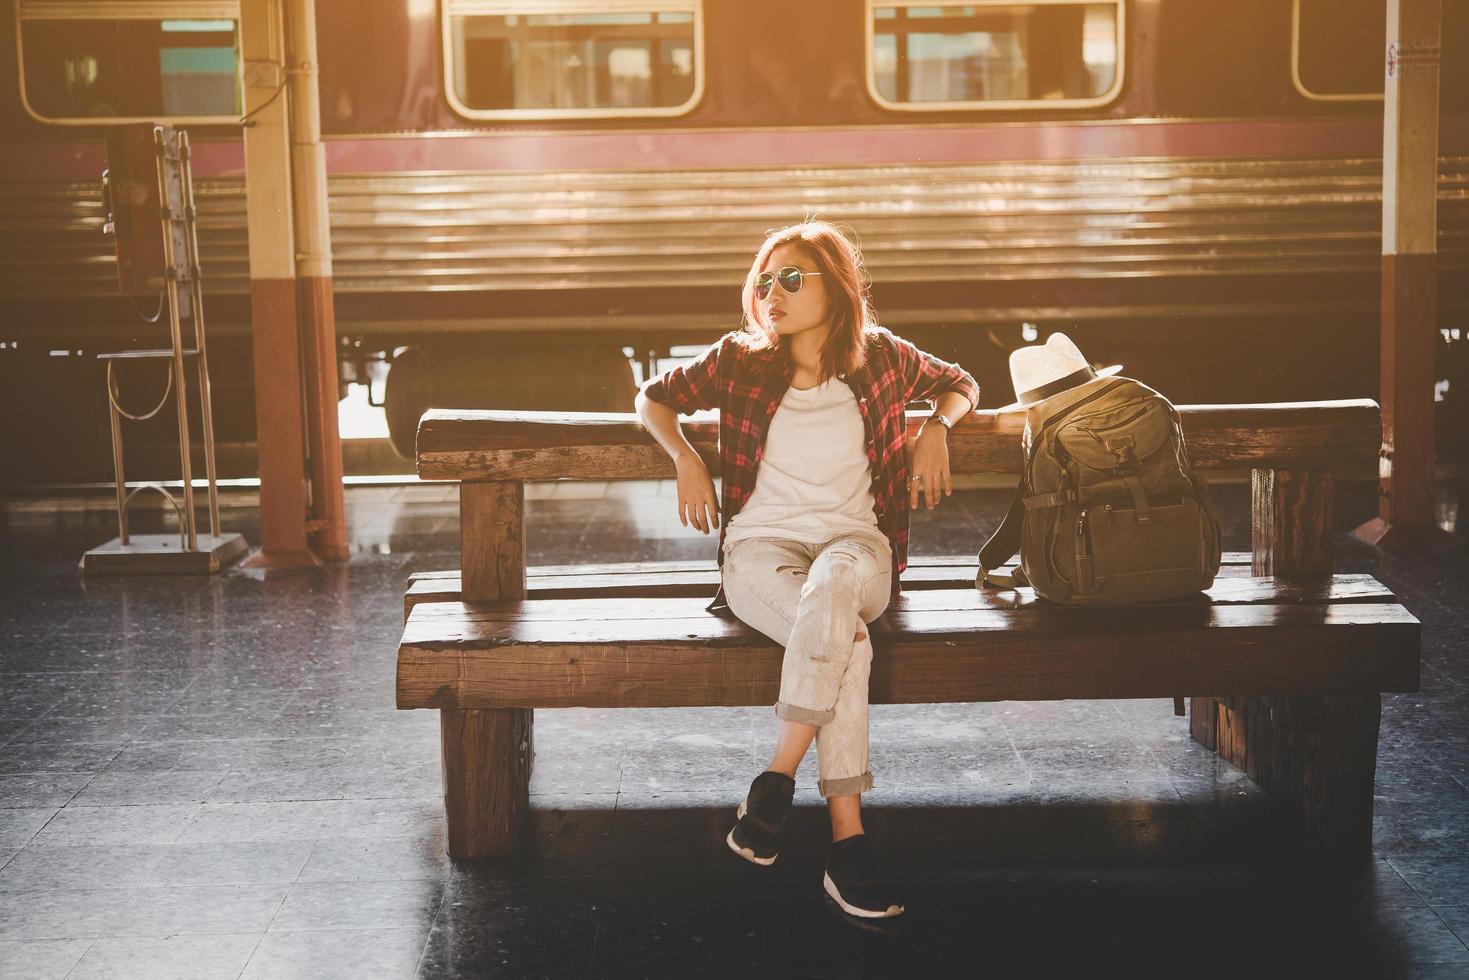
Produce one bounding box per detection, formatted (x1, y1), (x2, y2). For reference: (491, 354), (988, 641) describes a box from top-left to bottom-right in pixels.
(635, 221), (979, 920)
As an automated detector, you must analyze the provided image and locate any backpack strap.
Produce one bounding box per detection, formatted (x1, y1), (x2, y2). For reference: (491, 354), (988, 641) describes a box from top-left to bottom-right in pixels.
(976, 484), (1028, 589)
(1023, 490), (1076, 510)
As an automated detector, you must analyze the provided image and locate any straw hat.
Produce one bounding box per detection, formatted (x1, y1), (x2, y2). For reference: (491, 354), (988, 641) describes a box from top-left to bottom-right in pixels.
(996, 332), (1123, 412)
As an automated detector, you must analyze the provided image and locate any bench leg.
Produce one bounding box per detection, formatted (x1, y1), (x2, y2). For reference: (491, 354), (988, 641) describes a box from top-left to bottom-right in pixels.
(440, 707), (533, 859)
(1189, 694), (1380, 853)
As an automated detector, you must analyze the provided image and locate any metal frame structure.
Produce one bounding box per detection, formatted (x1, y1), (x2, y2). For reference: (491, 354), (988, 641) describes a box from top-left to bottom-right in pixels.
(83, 125), (246, 575)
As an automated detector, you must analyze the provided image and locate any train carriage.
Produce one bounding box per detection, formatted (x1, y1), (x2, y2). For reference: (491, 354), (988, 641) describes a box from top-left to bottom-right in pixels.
(1, 0), (1466, 480)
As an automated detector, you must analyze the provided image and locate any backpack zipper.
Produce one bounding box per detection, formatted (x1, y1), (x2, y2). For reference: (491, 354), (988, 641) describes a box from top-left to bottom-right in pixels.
(1027, 379), (1130, 490)
(1081, 402), (1152, 439)
(1074, 509), (1094, 593)
(1038, 379), (1129, 436)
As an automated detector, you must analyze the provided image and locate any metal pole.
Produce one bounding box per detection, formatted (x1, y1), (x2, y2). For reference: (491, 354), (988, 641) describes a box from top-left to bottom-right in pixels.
(155, 127), (197, 551)
(106, 362), (129, 545)
(178, 132), (221, 540)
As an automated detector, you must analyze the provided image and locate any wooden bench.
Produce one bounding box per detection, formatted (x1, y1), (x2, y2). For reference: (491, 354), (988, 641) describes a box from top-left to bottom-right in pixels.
(397, 400), (1420, 860)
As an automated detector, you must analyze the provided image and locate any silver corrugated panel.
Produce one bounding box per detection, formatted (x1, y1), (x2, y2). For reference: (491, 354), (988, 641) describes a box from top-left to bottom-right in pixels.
(2, 155), (1465, 299)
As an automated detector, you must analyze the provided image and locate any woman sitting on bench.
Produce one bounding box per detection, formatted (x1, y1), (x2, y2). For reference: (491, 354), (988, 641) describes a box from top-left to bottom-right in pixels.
(636, 220), (979, 921)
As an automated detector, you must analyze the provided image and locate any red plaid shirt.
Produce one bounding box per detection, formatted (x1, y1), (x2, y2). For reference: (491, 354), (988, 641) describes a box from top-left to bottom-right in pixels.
(643, 326), (980, 610)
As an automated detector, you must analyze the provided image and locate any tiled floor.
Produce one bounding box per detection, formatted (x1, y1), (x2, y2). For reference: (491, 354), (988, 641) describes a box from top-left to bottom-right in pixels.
(0, 477), (1466, 978)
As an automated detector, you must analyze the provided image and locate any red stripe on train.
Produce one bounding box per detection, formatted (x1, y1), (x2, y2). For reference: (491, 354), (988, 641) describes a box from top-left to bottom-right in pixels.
(4, 117), (1468, 181)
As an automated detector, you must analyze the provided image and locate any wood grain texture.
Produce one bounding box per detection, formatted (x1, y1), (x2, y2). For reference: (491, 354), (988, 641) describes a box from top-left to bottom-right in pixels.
(1189, 696), (1218, 751)
(1198, 462), (1389, 852)
(416, 401), (1382, 481)
(1252, 469), (1334, 577)
(403, 567), (1392, 616)
(1214, 697), (1250, 772)
(396, 599), (1419, 710)
(440, 707), (533, 859)
(1244, 694), (1382, 853)
(460, 481), (525, 602)
(407, 551), (1255, 585)
(1195, 694), (1382, 852)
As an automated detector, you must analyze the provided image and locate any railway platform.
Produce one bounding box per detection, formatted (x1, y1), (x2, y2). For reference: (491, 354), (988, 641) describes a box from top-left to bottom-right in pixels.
(0, 476), (1465, 977)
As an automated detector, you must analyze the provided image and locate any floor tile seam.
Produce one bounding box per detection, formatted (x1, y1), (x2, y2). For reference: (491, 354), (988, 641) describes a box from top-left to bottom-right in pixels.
(9, 696), (92, 732)
(996, 721), (1036, 786)
(13, 801), (73, 850)
(2, 716), (40, 744)
(1379, 851), (1461, 900)
(203, 930), (265, 980)
(55, 934), (100, 980)
(1429, 906), (1469, 948)
(1133, 741), (1192, 805)
(227, 879), (297, 971)
(609, 757), (627, 838)
(1104, 700), (1143, 736)
(41, 799), (208, 818)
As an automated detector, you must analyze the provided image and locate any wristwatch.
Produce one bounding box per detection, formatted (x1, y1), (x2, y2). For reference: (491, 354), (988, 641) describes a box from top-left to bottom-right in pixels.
(930, 413), (956, 431)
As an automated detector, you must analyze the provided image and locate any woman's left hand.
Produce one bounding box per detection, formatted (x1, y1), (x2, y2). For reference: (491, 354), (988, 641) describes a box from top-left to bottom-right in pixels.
(908, 423), (953, 510)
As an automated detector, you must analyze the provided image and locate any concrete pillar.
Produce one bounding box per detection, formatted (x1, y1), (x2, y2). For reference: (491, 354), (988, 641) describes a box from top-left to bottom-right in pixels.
(285, 0), (348, 562)
(239, 0), (346, 566)
(240, 0), (314, 567)
(1355, 0), (1444, 550)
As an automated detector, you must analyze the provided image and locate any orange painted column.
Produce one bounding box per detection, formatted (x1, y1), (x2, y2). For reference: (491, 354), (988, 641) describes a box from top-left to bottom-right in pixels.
(286, 0), (348, 562)
(239, 0), (347, 566)
(1356, 0), (1443, 549)
(240, 0), (315, 567)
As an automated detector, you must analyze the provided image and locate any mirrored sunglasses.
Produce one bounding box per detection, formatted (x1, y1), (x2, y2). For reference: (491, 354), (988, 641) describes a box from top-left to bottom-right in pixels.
(754, 266), (822, 301)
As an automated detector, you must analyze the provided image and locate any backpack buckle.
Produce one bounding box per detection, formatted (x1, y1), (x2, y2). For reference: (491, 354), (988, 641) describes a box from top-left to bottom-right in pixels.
(1103, 435), (1137, 467)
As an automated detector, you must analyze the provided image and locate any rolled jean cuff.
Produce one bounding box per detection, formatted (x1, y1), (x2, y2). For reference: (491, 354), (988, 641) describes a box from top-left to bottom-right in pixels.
(775, 701), (835, 727)
(818, 772), (874, 798)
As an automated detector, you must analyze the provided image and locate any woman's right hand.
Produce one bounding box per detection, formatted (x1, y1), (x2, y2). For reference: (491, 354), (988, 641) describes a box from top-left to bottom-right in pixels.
(675, 452), (720, 534)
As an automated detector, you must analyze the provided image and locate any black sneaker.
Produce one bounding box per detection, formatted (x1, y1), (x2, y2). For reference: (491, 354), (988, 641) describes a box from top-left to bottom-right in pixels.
(823, 834), (905, 919)
(726, 770), (795, 866)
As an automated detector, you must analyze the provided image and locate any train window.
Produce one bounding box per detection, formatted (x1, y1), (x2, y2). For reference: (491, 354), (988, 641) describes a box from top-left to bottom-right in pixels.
(866, 1), (1124, 111)
(16, 1), (241, 124)
(1292, 0), (1385, 102)
(442, 1), (704, 120)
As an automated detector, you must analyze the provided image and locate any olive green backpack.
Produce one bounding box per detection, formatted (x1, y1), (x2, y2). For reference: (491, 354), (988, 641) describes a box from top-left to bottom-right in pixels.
(977, 375), (1223, 604)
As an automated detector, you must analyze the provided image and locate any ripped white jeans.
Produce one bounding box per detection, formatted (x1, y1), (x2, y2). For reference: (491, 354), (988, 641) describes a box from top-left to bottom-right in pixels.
(721, 532), (893, 798)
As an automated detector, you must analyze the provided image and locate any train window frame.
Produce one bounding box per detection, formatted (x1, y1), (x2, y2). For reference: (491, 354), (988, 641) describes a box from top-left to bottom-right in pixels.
(14, 0), (244, 126)
(440, 0), (706, 121)
(864, 0), (1127, 113)
(1290, 0), (1385, 103)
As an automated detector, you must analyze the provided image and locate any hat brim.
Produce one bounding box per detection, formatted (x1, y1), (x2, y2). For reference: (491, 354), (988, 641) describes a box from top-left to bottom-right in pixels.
(993, 364), (1124, 413)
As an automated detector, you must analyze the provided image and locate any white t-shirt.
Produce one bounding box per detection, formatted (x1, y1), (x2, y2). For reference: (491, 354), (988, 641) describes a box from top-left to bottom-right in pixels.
(724, 379), (885, 548)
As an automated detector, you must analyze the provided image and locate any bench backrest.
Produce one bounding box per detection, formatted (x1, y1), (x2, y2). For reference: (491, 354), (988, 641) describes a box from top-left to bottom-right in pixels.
(415, 400), (1381, 601)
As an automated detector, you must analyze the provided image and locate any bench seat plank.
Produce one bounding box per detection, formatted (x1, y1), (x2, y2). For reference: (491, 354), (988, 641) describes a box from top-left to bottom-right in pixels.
(411, 552), (1253, 583)
(406, 551), (1252, 594)
(402, 593), (1416, 638)
(397, 594), (1419, 710)
(405, 569), (1394, 614)
(403, 553), (1270, 611)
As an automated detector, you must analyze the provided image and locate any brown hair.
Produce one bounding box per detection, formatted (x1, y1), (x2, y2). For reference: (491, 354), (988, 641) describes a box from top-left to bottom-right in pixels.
(740, 220), (873, 381)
